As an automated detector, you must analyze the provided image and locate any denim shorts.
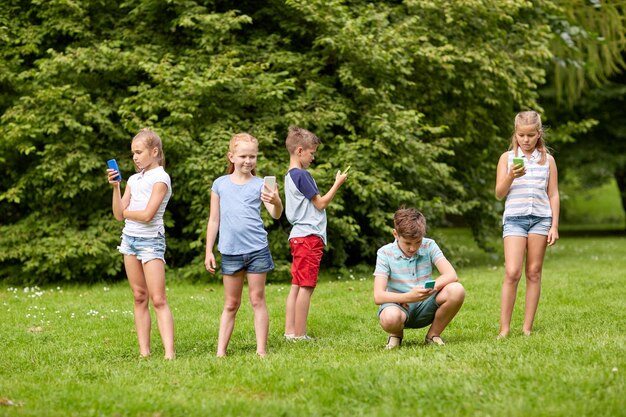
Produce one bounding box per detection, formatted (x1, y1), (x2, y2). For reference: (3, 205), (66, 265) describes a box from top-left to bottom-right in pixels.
(378, 293), (440, 329)
(503, 215), (552, 238)
(221, 246), (274, 275)
(117, 233), (166, 264)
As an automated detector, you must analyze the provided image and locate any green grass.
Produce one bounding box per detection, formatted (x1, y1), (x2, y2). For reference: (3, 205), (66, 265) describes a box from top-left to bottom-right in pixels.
(561, 179), (625, 229)
(1, 234), (625, 417)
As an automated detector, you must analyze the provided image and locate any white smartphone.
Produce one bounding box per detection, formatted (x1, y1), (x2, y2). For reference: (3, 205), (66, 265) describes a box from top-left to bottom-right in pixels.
(263, 176), (276, 191)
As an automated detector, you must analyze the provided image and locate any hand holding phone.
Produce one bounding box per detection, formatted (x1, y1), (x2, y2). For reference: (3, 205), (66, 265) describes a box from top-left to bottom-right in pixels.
(513, 158), (524, 169)
(107, 159), (122, 181)
(424, 280), (435, 289)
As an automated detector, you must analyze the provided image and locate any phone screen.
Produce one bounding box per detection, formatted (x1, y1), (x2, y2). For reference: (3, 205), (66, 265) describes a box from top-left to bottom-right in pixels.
(263, 176), (276, 190)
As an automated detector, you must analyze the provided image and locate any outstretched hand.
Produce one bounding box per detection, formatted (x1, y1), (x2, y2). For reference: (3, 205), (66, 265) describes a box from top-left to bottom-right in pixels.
(335, 169), (348, 186)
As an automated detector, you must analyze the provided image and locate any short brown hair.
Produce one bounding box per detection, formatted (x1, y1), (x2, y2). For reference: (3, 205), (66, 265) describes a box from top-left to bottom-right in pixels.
(285, 126), (321, 154)
(394, 207), (426, 239)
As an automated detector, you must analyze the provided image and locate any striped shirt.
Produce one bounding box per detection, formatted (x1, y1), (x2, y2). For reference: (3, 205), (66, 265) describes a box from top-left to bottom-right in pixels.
(503, 149), (552, 223)
(373, 238), (445, 293)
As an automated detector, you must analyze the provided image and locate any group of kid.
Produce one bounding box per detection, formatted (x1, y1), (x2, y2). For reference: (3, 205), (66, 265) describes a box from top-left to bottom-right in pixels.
(107, 111), (559, 359)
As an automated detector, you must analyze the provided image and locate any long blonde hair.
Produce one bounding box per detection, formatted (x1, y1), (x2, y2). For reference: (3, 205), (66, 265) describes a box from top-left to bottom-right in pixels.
(509, 111), (549, 165)
(227, 132), (258, 175)
(133, 128), (165, 166)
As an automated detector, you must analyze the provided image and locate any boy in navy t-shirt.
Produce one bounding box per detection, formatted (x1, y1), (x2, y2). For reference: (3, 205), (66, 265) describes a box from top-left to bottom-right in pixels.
(283, 126), (348, 341)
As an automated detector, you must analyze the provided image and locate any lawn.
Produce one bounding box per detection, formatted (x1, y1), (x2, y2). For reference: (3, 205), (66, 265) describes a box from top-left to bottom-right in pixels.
(1, 232), (625, 417)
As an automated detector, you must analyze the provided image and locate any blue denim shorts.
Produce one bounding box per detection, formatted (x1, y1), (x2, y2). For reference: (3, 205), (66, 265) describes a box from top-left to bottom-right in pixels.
(378, 293), (440, 329)
(503, 215), (552, 238)
(117, 233), (166, 264)
(221, 246), (274, 275)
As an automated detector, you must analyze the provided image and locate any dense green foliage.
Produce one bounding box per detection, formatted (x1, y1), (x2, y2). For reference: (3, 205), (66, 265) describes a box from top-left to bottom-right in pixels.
(0, 0), (621, 282)
(1, 232), (625, 416)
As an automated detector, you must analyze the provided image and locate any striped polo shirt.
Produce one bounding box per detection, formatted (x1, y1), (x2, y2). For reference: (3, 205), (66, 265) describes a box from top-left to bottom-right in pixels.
(373, 238), (445, 293)
(503, 149), (552, 223)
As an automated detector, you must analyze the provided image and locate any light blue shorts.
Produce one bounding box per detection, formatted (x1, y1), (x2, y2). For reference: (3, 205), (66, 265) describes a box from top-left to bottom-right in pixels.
(503, 215), (552, 238)
(378, 293), (440, 329)
(221, 246), (274, 275)
(117, 233), (166, 264)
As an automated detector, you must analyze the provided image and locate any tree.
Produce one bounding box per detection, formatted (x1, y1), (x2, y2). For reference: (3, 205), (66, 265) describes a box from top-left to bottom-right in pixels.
(542, 1), (626, 226)
(0, 0), (567, 283)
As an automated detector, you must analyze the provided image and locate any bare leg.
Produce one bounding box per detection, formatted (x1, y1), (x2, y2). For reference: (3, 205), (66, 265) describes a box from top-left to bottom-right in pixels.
(294, 286), (315, 337)
(217, 272), (244, 357)
(378, 306), (407, 338)
(499, 236), (527, 337)
(247, 273), (269, 356)
(427, 282), (465, 339)
(124, 255), (151, 357)
(284, 285), (299, 336)
(143, 259), (175, 359)
(522, 234), (548, 335)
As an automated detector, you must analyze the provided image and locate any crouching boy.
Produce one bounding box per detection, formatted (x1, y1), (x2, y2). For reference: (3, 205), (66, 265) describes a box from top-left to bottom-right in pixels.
(373, 207), (465, 348)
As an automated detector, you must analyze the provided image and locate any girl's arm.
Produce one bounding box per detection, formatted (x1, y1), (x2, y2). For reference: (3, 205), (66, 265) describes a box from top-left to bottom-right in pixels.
(547, 155), (560, 246)
(495, 152), (525, 200)
(311, 170), (348, 210)
(123, 182), (168, 222)
(261, 184), (283, 219)
(109, 169), (130, 221)
(205, 191), (220, 273)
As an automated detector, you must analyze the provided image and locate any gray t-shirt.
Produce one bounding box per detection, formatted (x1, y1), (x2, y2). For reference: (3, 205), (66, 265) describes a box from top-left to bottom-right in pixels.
(284, 168), (327, 245)
(212, 175), (268, 255)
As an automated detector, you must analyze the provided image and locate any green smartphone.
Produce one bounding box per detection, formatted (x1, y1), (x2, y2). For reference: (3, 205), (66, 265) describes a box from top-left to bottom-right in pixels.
(513, 158), (524, 169)
(342, 165), (351, 174)
(424, 280), (435, 289)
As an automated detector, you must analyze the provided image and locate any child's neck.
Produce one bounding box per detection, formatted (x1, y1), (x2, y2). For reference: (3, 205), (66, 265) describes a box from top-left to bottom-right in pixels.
(142, 162), (160, 172)
(289, 156), (304, 170)
(230, 170), (253, 184)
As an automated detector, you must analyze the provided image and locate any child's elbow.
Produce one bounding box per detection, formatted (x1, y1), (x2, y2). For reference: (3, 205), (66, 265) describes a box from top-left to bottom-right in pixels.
(140, 212), (156, 222)
(373, 292), (384, 305)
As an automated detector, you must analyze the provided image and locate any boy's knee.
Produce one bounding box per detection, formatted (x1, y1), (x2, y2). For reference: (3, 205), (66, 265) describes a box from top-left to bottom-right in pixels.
(447, 282), (465, 301)
(438, 282), (465, 306)
(379, 308), (405, 330)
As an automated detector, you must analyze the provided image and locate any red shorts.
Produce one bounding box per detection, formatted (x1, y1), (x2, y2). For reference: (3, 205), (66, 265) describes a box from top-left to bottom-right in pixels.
(289, 235), (324, 288)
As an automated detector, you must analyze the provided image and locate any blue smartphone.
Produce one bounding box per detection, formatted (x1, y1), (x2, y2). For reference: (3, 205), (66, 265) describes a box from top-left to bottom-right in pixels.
(424, 280), (435, 289)
(107, 159), (122, 181)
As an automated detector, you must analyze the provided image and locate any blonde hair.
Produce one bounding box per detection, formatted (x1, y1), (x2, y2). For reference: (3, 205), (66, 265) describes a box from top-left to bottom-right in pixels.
(285, 126), (321, 154)
(509, 110), (549, 165)
(227, 132), (258, 174)
(394, 207), (426, 239)
(133, 128), (165, 166)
